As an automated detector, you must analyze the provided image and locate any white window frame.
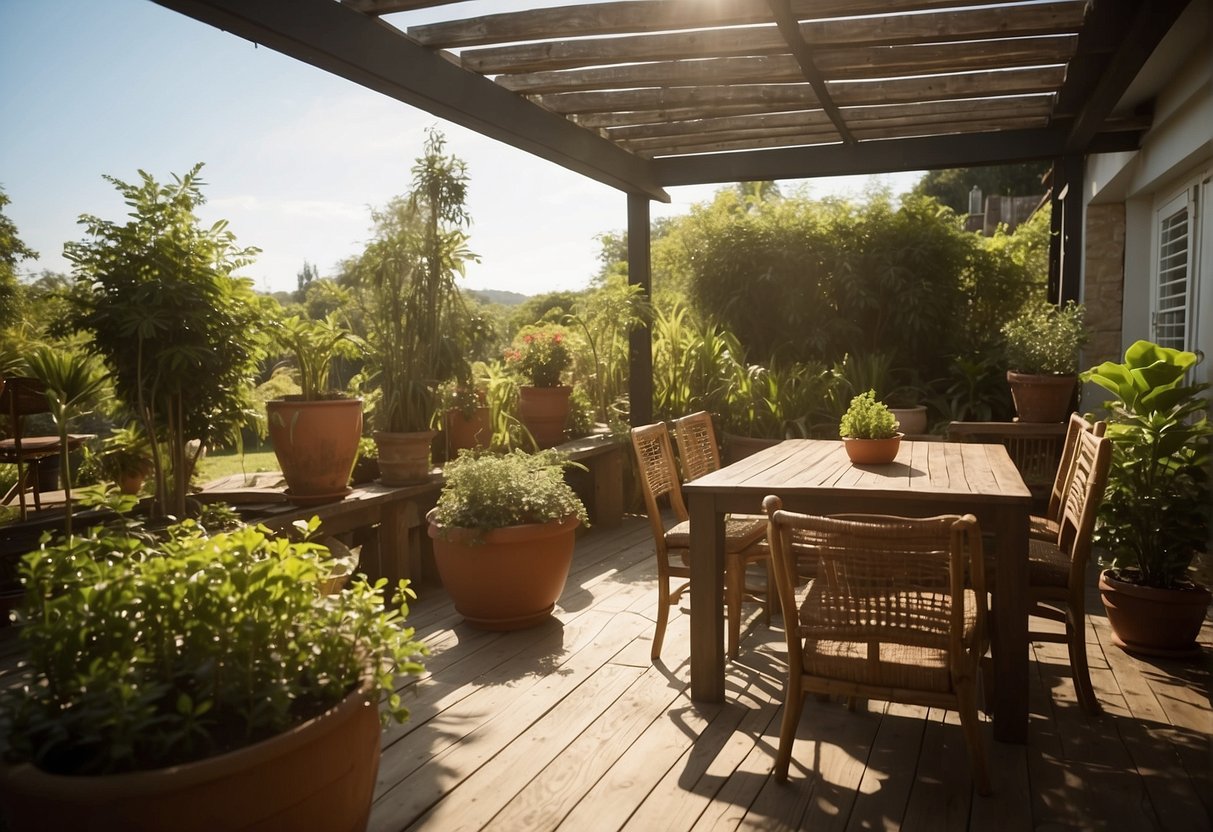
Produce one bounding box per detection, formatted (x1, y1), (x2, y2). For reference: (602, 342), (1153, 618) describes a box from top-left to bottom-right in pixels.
(1150, 183), (1199, 353)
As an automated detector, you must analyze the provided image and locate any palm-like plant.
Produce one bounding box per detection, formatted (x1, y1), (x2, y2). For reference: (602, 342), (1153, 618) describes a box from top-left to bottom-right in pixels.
(24, 345), (108, 534)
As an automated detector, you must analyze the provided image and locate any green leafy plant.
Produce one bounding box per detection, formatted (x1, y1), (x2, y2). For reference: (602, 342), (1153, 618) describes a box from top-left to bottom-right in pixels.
(429, 449), (588, 537)
(1002, 299), (1087, 375)
(839, 389), (899, 440)
(270, 313), (363, 400)
(1082, 340), (1212, 588)
(0, 520), (426, 775)
(98, 423), (154, 479)
(505, 324), (572, 388)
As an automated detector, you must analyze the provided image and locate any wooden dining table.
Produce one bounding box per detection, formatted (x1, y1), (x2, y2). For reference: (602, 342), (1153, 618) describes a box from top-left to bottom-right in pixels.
(682, 438), (1032, 744)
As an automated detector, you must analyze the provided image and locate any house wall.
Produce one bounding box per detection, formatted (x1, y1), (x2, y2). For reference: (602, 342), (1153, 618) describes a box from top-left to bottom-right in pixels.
(1083, 2), (1212, 387)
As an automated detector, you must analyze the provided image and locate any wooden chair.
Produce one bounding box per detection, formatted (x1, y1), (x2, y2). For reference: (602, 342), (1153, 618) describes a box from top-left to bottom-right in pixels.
(1027, 429), (1112, 714)
(946, 420), (1068, 512)
(0, 377), (91, 520)
(630, 421), (770, 661)
(1030, 413), (1107, 542)
(762, 496), (991, 794)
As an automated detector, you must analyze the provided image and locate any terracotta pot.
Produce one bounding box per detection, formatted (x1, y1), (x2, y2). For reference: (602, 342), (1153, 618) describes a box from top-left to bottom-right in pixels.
(429, 515), (580, 630)
(0, 684), (382, 832)
(1007, 371), (1076, 423)
(888, 405), (928, 436)
(373, 430), (436, 486)
(518, 386), (572, 449)
(267, 398), (363, 506)
(842, 434), (903, 465)
(1098, 569), (1211, 658)
(116, 469), (149, 496)
(445, 406), (492, 456)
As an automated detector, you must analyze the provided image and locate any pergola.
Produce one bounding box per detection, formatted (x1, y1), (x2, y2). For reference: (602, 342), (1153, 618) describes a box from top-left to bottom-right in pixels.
(152, 0), (1186, 422)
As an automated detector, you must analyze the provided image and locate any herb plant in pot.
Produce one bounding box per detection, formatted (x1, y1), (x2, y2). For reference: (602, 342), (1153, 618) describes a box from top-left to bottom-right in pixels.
(507, 324), (574, 449)
(839, 389), (903, 464)
(1002, 299), (1087, 423)
(1082, 340), (1212, 657)
(0, 521), (426, 831)
(98, 422), (155, 495)
(427, 449), (589, 630)
(266, 313), (364, 505)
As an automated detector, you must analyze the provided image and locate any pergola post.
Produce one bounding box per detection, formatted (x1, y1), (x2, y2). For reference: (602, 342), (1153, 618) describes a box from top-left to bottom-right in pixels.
(1049, 154), (1085, 305)
(627, 192), (653, 427)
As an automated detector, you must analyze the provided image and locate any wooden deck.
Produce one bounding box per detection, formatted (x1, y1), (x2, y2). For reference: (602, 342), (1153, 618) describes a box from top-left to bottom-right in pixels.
(374, 516), (1212, 832)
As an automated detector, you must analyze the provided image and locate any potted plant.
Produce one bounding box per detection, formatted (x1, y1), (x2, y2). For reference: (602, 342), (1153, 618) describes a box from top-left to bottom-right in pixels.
(507, 324), (574, 449)
(427, 449), (588, 630)
(98, 422), (154, 495)
(350, 435), (380, 486)
(353, 131), (477, 484)
(1082, 340), (1212, 656)
(839, 389), (902, 464)
(437, 377), (491, 459)
(0, 520), (426, 830)
(266, 313), (364, 505)
(1002, 299), (1087, 422)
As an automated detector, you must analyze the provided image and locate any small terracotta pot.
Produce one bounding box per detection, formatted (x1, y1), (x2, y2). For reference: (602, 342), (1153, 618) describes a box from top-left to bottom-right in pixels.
(518, 386), (572, 449)
(373, 430), (436, 486)
(429, 515), (580, 630)
(0, 684), (382, 832)
(842, 434), (903, 465)
(1007, 371), (1076, 423)
(1099, 569), (1211, 658)
(445, 406), (492, 455)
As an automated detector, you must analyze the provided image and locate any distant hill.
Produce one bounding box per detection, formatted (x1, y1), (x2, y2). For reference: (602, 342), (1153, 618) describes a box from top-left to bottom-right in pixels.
(469, 288), (528, 306)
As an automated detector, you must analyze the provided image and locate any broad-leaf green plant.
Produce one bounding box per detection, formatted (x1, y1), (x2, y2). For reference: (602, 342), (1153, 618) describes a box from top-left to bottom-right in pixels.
(1, 519), (426, 775)
(1081, 340), (1212, 588)
(270, 313), (363, 401)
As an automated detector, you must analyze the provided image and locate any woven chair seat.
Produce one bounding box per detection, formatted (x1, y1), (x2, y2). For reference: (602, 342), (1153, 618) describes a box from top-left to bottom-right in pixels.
(1028, 537), (1071, 588)
(1029, 513), (1059, 541)
(665, 515), (766, 553)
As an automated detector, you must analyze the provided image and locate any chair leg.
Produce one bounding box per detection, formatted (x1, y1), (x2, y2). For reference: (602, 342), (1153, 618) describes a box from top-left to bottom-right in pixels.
(651, 575), (672, 662)
(1066, 607), (1101, 715)
(956, 681), (991, 796)
(775, 674), (805, 782)
(726, 556), (744, 659)
(763, 557), (774, 626)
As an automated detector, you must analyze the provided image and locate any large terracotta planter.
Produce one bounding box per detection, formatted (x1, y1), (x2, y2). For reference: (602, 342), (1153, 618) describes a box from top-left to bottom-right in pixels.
(1007, 371), (1076, 423)
(267, 397), (363, 505)
(842, 434), (903, 465)
(0, 684), (382, 832)
(373, 429), (436, 486)
(428, 515), (580, 630)
(518, 385), (572, 449)
(444, 406), (492, 456)
(1099, 569), (1211, 658)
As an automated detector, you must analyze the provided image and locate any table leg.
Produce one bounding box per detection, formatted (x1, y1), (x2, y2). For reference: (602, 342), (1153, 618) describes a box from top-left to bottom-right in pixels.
(991, 503), (1028, 743)
(688, 492), (726, 702)
(378, 502), (411, 597)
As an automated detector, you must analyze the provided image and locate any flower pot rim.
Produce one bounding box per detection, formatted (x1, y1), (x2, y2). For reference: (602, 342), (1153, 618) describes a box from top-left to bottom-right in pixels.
(267, 396), (364, 406)
(1099, 568), (1211, 596)
(0, 681), (374, 790)
(841, 432), (906, 441)
(428, 514), (581, 545)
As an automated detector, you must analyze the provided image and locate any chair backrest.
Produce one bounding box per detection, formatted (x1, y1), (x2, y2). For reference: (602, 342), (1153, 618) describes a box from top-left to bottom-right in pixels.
(1, 377), (51, 419)
(762, 495), (984, 678)
(1046, 413), (1108, 521)
(945, 420), (1067, 493)
(1056, 429), (1113, 588)
(672, 410), (721, 482)
(630, 423), (689, 545)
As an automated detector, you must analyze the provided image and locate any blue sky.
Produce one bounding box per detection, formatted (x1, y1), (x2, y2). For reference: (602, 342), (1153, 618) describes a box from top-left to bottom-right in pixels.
(1, 0), (920, 297)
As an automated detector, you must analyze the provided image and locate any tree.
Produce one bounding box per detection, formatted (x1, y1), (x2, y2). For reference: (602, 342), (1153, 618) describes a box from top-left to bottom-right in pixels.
(0, 186), (37, 334)
(911, 163), (1050, 214)
(65, 164), (268, 517)
(295, 260), (319, 302)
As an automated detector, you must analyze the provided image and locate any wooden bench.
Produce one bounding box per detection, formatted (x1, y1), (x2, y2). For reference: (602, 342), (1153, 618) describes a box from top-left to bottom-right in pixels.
(551, 432), (626, 528)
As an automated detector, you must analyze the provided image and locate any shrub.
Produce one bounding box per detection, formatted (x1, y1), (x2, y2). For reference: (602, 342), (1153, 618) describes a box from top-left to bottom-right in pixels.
(839, 390), (899, 439)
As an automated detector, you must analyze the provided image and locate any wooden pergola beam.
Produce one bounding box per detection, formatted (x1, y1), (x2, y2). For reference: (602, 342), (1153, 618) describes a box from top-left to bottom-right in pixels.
(767, 0), (854, 143)
(149, 0), (670, 202)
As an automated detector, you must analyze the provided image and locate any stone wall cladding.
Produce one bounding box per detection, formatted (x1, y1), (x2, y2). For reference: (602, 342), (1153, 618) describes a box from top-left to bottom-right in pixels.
(1084, 203), (1126, 367)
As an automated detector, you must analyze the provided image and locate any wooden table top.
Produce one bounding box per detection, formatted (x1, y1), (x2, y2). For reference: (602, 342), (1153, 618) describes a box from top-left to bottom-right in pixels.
(683, 438), (1032, 506)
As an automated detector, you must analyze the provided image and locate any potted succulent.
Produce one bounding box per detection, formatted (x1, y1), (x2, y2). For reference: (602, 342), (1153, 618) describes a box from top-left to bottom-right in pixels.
(506, 324), (574, 449)
(427, 449), (588, 630)
(0, 519), (426, 831)
(1002, 299), (1088, 422)
(839, 389), (903, 464)
(1082, 340), (1212, 656)
(266, 313), (364, 505)
(354, 131), (477, 484)
(98, 422), (155, 495)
